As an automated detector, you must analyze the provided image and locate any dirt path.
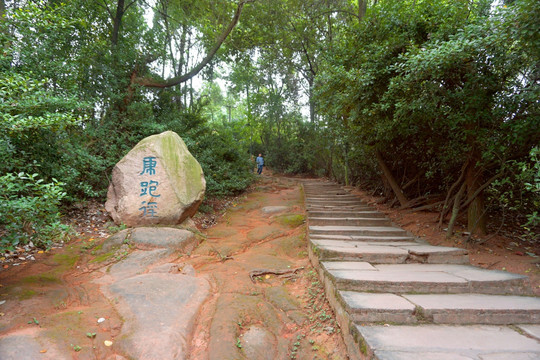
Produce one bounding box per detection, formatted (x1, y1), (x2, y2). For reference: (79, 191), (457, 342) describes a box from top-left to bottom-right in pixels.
(0, 175), (348, 359)
(186, 175), (347, 360)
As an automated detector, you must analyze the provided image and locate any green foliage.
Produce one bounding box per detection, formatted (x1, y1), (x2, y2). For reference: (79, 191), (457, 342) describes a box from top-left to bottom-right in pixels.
(0, 173), (71, 252)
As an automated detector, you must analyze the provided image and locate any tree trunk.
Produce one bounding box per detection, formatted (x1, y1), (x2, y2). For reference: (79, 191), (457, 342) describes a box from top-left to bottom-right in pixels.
(308, 77), (315, 123)
(111, 0), (125, 47)
(447, 181), (466, 238)
(465, 154), (487, 235)
(375, 149), (408, 207)
(358, 0), (367, 20)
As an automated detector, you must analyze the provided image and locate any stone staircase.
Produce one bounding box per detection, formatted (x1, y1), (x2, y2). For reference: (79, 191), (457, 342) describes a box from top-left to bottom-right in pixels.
(303, 181), (540, 360)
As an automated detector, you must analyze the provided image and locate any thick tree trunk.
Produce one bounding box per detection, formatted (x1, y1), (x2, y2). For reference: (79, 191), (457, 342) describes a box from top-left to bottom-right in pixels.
(375, 149), (408, 207)
(465, 154), (487, 235)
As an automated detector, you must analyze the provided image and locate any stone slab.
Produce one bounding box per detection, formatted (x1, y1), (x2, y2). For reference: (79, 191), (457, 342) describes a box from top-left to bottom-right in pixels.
(517, 325), (540, 340)
(323, 261), (478, 293)
(313, 242), (409, 263)
(404, 294), (540, 324)
(261, 206), (289, 214)
(309, 225), (407, 236)
(403, 244), (468, 256)
(339, 292), (417, 323)
(322, 261), (377, 271)
(130, 227), (197, 250)
(103, 227), (197, 252)
(108, 273), (209, 360)
(311, 240), (467, 264)
(404, 294), (540, 311)
(312, 239), (417, 248)
(309, 234), (414, 242)
(341, 292), (415, 311)
(356, 325), (540, 359)
(308, 211), (386, 218)
(309, 217), (392, 226)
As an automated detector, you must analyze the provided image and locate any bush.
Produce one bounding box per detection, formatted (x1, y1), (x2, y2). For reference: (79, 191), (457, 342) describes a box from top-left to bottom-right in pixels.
(0, 173), (71, 252)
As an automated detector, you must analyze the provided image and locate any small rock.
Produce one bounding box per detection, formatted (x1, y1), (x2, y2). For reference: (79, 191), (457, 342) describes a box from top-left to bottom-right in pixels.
(97, 317), (106, 323)
(0, 300), (6, 306)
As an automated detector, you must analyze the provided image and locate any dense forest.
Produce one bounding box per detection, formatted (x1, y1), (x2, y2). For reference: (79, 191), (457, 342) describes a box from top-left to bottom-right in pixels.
(1, 0), (538, 252)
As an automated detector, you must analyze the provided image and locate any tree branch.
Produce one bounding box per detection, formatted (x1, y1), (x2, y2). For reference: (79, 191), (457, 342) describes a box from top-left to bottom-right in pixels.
(135, 0), (254, 88)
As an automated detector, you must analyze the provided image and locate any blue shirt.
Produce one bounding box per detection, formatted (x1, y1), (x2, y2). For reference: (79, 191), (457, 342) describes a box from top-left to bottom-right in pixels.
(256, 156), (264, 166)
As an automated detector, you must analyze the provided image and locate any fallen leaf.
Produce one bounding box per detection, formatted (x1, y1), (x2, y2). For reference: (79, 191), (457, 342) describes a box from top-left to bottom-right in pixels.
(0, 313), (5, 316)
(40, 349), (47, 353)
(38, 251), (44, 254)
(265, 275), (270, 279)
(104, 340), (113, 347)
(3, 265), (8, 269)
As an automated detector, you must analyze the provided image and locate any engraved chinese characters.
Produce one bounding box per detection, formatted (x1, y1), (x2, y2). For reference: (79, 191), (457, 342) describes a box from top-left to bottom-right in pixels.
(139, 157), (161, 218)
(106, 131), (206, 226)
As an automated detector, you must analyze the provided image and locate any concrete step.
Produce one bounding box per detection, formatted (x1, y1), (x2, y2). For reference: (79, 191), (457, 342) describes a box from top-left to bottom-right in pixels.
(311, 240), (469, 264)
(309, 217), (392, 227)
(309, 225), (408, 237)
(309, 234), (415, 242)
(321, 262), (532, 295)
(353, 324), (540, 360)
(338, 292), (540, 325)
(307, 211), (385, 218)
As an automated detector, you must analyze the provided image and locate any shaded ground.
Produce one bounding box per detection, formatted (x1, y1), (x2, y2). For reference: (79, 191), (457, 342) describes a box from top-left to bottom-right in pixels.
(0, 174), (348, 359)
(352, 188), (540, 296)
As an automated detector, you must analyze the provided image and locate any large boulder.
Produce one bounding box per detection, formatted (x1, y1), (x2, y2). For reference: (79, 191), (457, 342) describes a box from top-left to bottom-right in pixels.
(105, 131), (205, 226)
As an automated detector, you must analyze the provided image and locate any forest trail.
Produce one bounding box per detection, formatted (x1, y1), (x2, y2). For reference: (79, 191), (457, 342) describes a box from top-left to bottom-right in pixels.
(0, 174), (348, 360)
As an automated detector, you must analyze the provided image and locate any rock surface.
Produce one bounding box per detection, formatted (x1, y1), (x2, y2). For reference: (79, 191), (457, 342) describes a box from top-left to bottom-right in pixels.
(109, 273), (209, 360)
(102, 227), (198, 252)
(105, 131), (205, 226)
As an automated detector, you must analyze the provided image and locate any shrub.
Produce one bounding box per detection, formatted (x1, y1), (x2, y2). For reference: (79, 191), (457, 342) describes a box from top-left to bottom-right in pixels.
(0, 173), (71, 252)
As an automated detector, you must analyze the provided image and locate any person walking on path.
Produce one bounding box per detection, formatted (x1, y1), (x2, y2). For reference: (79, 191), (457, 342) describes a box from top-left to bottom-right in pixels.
(256, 154), (264, 175)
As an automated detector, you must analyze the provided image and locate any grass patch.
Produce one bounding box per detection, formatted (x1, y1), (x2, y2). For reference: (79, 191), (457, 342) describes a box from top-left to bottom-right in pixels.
(22, 274), (61, 284)
(276, 214), (305, 228)
(18, 289), (37, 300)
(89, 251), (115, 263)
(53, 253), (78, 267)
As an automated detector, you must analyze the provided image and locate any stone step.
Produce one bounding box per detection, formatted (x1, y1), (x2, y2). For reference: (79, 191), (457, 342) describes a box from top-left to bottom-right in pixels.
(309, 234), (415, 242)
(304, 193), (353, 198)
(306, 201), (368, 207)
(304, 187), (344, 192)
(353, 324), (540, 359)
(309, 225), (408, 237)
(309, 217), (392, 227)
(321, 262), (532, 295)
(307, 205), (373, 211)
(338, 292), (540, 325)
(311, 240), (469, 264)
(307, 211), (385, 218)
